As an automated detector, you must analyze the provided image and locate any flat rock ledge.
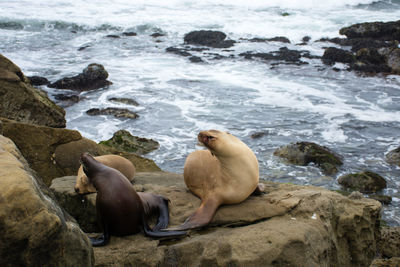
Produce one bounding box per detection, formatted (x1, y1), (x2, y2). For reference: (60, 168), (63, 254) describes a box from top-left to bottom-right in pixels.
(51, 172), (382, 266)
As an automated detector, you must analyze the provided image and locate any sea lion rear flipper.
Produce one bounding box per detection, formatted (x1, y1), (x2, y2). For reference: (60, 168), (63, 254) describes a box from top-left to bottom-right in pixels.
(165, 197), (220, 231)
(89, 225), (110, 247)
(142, 215), (187, 238)
(152, 197), (170, 231)
(251, 183), (266, 196)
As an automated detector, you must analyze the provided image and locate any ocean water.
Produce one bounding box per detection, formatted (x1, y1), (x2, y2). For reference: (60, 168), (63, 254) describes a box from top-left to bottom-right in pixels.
(1, 0), (400, 225)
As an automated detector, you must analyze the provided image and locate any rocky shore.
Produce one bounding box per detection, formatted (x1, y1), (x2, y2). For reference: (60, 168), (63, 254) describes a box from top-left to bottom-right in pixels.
(1, 19), (400, 266)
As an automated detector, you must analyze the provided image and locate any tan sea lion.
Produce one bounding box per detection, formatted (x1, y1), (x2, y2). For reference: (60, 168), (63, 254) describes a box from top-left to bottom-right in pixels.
(80, 153), (186, 246)
(168, 129), (260, 230)
(74, 154), (135, 194)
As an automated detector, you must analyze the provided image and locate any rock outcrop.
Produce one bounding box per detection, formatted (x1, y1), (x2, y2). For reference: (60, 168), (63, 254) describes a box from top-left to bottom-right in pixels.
(337, 171), (387, 193)
(86, 107), (139, 119)
(0, 54), (66, 128)
(321, 20), (400, 74)
(274, 141), (343, 175)
(99, 129), (159, 155)
(48, 63), (112, 91)
(51, 172), (381, 266)
(0, 135), (94, 267)
(0, 118), (160, 186)
(386, 146), (400, 166)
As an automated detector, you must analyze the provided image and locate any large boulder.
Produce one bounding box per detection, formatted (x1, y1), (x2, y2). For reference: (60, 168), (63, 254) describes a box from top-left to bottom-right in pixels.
(273, 141), (343, 175)
(48, 63), (112, 91)
(51, 172), (381, 266)
(339, 20), (400, 40)
(0, 54), (66, 128)
(337, 171), (387, 193)
(0, 118), (160, 186)
(0, 135), (94, 267)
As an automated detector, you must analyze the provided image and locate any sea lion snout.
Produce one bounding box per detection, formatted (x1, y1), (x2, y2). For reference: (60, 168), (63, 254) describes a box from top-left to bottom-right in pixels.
(74, 186), (80, 194)
(198, 131), (216, 146)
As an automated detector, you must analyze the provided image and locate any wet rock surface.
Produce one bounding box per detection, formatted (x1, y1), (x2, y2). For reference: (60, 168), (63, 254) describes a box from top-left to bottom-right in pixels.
(48, 63), (112, 91)
(273, 141), (343, 175)
(338, 171), (387, 193)
(99, 129), (159, 155)
(86, 107), (139, 119)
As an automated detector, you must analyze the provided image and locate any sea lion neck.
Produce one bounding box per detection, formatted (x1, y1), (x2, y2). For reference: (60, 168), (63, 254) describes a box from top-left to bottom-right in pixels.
(80, 153), (107, 180)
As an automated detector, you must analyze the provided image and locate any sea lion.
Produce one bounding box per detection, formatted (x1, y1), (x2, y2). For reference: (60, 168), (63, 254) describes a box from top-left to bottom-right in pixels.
(168, 130), (260, 230)
(80, 153), (186, 246)
(74, 154), (135, 194)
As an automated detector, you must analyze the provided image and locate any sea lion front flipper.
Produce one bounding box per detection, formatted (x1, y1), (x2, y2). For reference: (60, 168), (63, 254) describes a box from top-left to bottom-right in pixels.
(89, 226), (110, 247)
(152, 196), (170, 231)
(165, 197), (220, 231)
(251, 183), (266, 196)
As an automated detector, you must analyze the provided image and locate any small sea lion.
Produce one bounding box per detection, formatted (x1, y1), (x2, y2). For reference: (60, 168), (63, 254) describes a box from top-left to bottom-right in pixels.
(80, 153), (186, 246)
(167, 130), (261, 230)
(74, 154), (135, 194)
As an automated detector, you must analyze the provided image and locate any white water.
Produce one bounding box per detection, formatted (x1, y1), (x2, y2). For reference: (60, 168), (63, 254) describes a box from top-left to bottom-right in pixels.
(1, 0), (400, 225)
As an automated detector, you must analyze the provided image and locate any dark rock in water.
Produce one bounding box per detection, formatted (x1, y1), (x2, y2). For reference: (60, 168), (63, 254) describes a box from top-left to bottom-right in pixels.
(240, 47), (309, 65)
(339, 20), (400, 41)
(302, 36), (311, 43)
(78, 45), (91, 51)
(105, 34), (120, 38)
(351, 48), (391, 73)
(48, 63), (112, 91)
(249, 36), (291, 43)
(0, 21), (24, 30)
(368, 194), (392, 205)
(27, 76), (50, 86)
(386, 146), (400, 166)
(54, 94), (80, 107)
(250, 132), (268, 139)
(86, 107), (139, 119)
(189, 56), (203, 63)
(99, 129), (159, 155)
(274, 141), (343, 175)
(337, 171), (387, 193)
(184, 30), (235, 48)
(123, 32), (137, 36)
(322, 47), (355, 65)
(166, 47), (192, 57)
(386, 48), (400, 74)
(108, 97), (139, 106)
(151, 32), (165, 37)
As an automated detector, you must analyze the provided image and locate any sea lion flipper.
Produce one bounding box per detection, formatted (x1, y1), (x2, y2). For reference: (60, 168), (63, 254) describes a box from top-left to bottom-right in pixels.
(251, 183), (266, 196)
(89, 232), (110, 247)
(166, 197), (220, 231)
(152, 197), (170, 231)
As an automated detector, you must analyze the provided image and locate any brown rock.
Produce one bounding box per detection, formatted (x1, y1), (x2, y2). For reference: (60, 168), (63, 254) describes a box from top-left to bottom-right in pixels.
(0, 54), (66, 127)
(51, 172), (381, 266)
(0, 135), (94, 267)
(1, 118), (160, 186)
(378, 227), (400, 258)
(370, 257), (400, 267)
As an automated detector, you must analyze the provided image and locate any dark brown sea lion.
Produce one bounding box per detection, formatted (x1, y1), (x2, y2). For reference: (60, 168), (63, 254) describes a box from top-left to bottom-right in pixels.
(75, 154), (135, 194)
(80, 153), (186, 246)
(167, 130), (261, 231)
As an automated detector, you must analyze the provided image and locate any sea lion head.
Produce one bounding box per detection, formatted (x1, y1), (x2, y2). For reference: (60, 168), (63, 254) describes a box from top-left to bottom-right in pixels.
(79, 152), (102, 180)
(74, 171), (96, 194)
(198, 130), (237, 156)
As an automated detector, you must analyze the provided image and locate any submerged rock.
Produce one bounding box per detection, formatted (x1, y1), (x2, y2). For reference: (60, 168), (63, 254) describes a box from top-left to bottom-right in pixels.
(0, 54), (66, 128)
(322, 47), (355, 65)
(248, 36), (291, 43)
(48, 63), (112, 91)
(0, 135), (94, 267)
(240, 47), (310, 65)
(86, 107), (139, 119)
(337, 171), (387, 193)
(99, 129), (159, 155)
(386, 146), (400, 166)
(274, 141), (343, 175)
(50, 172), (381, 267)
(108, 97), (139, 106)
(184, 30), (235, 48)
